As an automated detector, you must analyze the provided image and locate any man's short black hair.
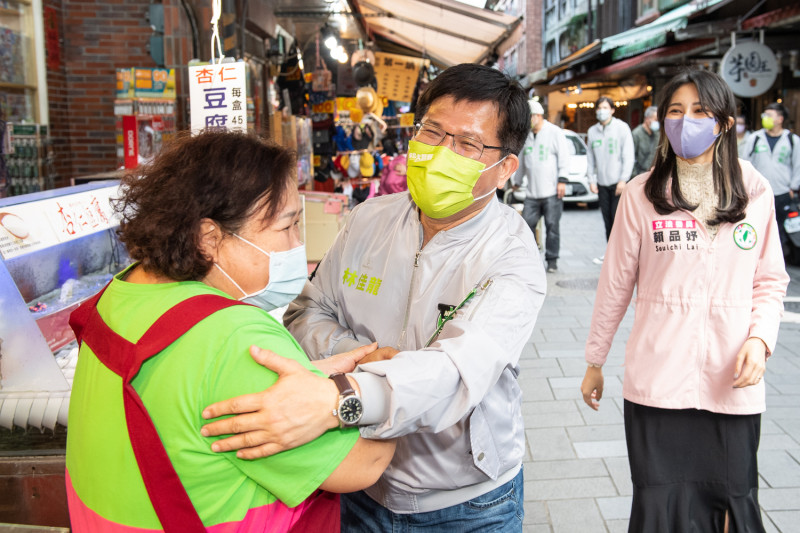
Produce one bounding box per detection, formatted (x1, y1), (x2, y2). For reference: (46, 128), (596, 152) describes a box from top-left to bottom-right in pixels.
(413, 63), (530, 156)
(765, 102), (789, 123)
(595, 96), (614, 108)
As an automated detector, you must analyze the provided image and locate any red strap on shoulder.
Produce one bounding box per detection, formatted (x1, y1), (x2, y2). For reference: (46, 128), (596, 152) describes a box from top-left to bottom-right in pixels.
(68, 282), (110, 346)
(74, 290), (247, 532)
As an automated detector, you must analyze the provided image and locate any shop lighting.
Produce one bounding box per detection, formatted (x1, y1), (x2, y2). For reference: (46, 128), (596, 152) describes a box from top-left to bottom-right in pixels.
(324, 35), (338, 49)
(330, 44), (348, 64)
(567, 103), (578, 109)
(647, 85), (653, 92)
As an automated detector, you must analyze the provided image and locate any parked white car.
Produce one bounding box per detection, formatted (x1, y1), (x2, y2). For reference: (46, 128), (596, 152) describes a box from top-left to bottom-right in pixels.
(562, 130), (598, 207)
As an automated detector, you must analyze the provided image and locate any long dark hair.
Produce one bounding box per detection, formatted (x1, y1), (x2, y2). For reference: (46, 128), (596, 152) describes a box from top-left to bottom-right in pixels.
(645, 69), (747, 225)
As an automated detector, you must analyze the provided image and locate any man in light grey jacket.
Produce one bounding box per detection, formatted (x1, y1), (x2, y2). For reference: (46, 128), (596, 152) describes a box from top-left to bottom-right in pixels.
(631, 105), (658, 178)
(587, 96), (634, 243)
(513, 99), (570, 272)
(200, 64), (546, 531)
(743, 102), (800, 252)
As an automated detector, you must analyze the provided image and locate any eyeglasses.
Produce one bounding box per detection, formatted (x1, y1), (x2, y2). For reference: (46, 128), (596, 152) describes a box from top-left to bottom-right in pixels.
(413, 122), (507, 160)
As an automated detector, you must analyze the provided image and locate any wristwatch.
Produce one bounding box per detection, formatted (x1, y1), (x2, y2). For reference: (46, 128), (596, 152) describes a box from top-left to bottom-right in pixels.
(329, 373), (363, 428)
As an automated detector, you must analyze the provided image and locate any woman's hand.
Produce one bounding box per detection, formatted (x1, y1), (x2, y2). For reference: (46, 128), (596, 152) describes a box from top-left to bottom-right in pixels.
(359, 346), (399, 364)
(732, 337), (767, 388)
(311, 342), (378, 375)
(580, 366), (604, 410)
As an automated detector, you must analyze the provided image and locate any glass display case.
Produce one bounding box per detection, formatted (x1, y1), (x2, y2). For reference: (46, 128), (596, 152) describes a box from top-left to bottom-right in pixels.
(0, 180), (128, 527)
(0, 180), (129, 445)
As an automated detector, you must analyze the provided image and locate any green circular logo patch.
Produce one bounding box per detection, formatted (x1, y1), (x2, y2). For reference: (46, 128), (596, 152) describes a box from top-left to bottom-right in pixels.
(733, 223), (757, 250)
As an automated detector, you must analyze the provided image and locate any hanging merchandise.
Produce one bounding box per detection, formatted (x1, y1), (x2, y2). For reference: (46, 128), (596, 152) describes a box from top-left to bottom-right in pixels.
(188, 0), (247, 133)
(312, 35), (333, 93)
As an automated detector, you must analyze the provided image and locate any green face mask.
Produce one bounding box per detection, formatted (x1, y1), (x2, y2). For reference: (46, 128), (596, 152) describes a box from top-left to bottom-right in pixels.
(406, 140), (506, 219)
(762, 115), (775, 130)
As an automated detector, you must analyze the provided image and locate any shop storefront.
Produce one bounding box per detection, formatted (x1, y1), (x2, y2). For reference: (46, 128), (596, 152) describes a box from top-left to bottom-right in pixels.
(531, 1), (800, 138)
(1, 0), (53, 197)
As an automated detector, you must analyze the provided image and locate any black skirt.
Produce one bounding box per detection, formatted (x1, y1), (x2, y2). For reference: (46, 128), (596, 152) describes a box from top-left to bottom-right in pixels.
(624, 400), (765, 533)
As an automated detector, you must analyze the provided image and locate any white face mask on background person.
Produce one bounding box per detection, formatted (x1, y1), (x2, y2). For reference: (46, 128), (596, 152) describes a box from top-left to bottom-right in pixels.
(596, 108), (612, 123)
(214, 234), (308, 311)
(650, 120), (660, 132)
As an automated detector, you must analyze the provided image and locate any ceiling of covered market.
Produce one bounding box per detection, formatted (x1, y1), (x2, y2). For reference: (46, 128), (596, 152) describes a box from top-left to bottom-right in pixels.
(273, 0), (521, 68)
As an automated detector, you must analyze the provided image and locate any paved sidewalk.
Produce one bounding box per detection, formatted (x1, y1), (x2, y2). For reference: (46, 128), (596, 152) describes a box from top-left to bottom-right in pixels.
(520, 206), (800, 532)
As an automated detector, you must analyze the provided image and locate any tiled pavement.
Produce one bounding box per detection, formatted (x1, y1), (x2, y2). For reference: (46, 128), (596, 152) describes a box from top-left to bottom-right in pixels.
(520, 206), (800, 532)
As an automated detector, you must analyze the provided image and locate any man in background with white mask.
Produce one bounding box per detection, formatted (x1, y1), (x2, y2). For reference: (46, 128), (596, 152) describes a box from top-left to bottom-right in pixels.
(587, 96), (634, 255)
(513, 99), (571, 272)
(743, 101), (800, 254)
(200, 63), (546, 531)
(631, 105), (658, 178)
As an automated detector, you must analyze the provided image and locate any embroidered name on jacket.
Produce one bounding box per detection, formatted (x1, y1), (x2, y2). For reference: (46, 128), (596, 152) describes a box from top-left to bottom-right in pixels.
(342, 268), (382, 295)
(651, 219), (700, 252)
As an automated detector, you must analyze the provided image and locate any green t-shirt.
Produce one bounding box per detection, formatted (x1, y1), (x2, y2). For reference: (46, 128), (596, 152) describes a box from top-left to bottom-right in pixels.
(66, 270), (358, 528)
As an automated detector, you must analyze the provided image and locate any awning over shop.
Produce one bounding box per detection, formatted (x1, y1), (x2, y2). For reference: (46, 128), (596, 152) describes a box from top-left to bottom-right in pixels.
(547, 40), (602, 78)
(351, 0), (521, 67)
(594, 38), (715, 79)
(742, 4), (800, 30)
(601, 0), (725, 61)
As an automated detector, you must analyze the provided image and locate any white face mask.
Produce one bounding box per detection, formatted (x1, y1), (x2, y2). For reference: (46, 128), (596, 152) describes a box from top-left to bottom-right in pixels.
(214, 234), (307, 311)
(596, 108), (612, 123)
(650, 120), (660, 132)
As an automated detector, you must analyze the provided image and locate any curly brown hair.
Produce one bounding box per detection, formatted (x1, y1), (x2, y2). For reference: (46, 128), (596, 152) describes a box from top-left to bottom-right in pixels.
(115, 131), (297, 281)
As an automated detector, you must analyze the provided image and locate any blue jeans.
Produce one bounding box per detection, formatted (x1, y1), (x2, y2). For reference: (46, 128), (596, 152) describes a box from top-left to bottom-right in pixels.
(340, 468), (524, 532)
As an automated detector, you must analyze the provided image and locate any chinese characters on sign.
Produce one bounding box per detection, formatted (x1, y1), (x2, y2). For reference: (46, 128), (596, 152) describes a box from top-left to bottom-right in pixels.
(651, 219), (699, 252)
(0, 187), (120, 260)
(374, 52), (430, 102)
(720, 42), (778, 98)
(189, 62), (247, 134)
(342, 267), (382, 296)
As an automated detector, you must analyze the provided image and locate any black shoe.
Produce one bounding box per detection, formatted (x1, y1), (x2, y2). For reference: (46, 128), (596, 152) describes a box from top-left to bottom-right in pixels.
(547, 260), (557, 273)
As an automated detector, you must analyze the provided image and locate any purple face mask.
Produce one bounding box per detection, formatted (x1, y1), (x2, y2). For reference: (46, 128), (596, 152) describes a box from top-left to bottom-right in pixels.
(664, 116), (720, 160)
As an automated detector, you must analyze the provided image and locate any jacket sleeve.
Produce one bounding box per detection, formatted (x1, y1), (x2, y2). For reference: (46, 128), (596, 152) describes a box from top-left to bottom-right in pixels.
(512, 142), (527, 187)
(555, 128), (570, 182)
(749, 192), (790, 355)
(585, 184), (641, 365)
(741, 133), (756, 162)
(631, 129), (641, 177)
(284, 212), (364, 360)
(353, 241), (546, 439)
(792, 134), (800, 191)
(620, 125), (635, 182)
(586, 129), (597, 185)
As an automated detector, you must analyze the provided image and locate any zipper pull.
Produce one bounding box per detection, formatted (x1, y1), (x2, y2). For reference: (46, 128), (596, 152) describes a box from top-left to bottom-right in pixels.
(414, 249), (421, 267)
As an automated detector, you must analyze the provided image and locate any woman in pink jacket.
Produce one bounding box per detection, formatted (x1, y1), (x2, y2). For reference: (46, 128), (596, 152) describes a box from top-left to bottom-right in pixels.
(581, 69), (789, 532)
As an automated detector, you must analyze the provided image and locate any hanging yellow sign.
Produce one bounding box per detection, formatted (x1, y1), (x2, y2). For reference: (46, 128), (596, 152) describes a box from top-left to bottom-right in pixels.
(374, 53), (429, 103)
(312, 100), (335, 114)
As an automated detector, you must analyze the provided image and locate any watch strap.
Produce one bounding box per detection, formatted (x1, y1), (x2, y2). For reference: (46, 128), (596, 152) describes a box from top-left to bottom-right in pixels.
(329, 372), (355, 397)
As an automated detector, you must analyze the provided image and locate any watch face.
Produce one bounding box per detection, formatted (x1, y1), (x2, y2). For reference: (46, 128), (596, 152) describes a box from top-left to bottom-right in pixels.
(339, 396), (363, 425)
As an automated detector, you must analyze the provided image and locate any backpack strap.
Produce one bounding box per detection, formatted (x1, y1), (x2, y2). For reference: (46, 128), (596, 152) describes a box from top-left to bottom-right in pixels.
(71, 290), (246, 532)
(749, 134), (760, 158)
